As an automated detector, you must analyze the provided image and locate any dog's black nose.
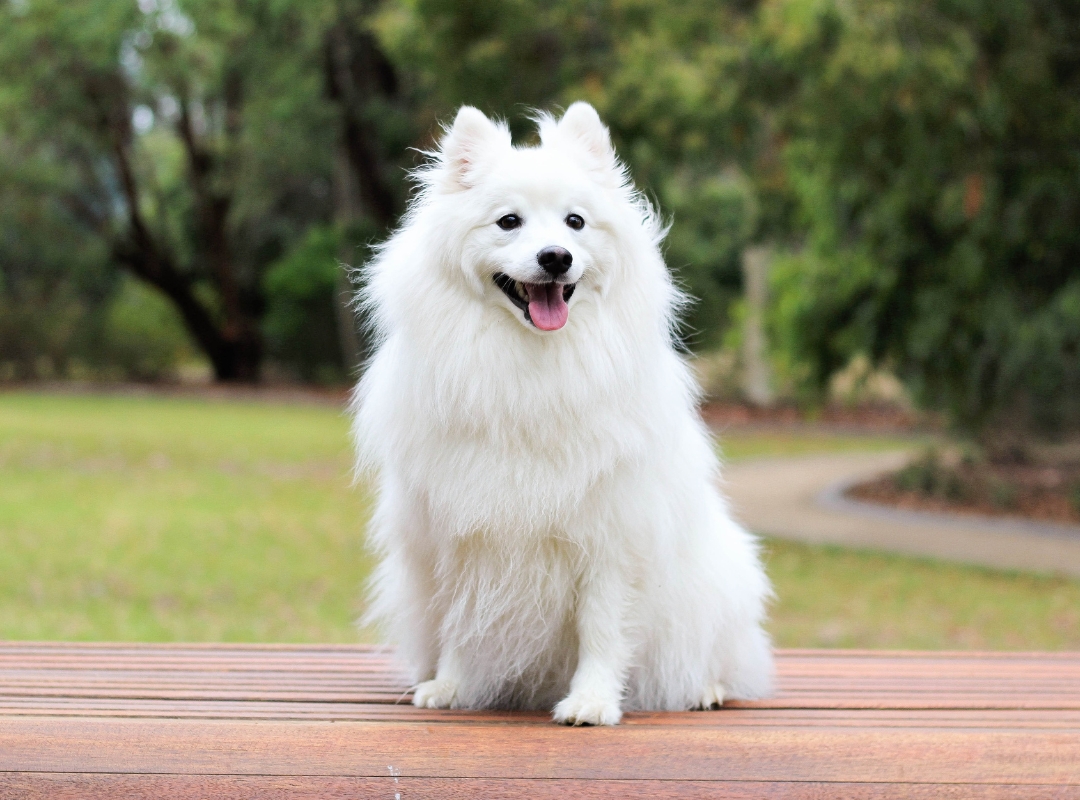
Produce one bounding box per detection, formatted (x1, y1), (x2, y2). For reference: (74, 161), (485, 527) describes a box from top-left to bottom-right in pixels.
(537, 246), (573, 276)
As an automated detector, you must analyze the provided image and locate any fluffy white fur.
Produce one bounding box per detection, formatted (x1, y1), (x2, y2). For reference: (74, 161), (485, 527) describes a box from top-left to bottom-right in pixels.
(351, 102), (773, 725)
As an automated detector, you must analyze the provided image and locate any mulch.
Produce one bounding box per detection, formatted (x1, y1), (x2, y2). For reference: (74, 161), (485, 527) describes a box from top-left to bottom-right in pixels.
(850, 461), (1080, 526)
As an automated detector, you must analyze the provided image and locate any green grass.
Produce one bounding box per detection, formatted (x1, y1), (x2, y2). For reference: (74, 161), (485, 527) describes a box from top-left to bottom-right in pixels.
(717, 429), (923, 462)
(765, 540), (1080, 649)
(1, 390), (1077, 649)
(0, 391), (373, 641)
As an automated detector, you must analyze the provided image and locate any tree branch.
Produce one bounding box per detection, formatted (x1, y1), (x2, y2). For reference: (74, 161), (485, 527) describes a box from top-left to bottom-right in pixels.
(325, 19), (398, 229)
(99, 91), (233, 377)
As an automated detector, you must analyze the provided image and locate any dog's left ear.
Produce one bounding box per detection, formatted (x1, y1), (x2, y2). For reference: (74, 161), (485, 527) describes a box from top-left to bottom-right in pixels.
(549, 102), (620, 180)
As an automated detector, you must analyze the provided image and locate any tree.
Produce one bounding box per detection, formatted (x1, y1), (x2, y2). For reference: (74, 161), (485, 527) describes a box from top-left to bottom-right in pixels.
(0, 134), (115, 379)
(2, 0), (798, 375)
(766, 0), (1080, 436)
(0, 0), (341, 380)
(322, 0), (414, 371)
(377, 0), (793, 348)
(573, 0), (803, 349)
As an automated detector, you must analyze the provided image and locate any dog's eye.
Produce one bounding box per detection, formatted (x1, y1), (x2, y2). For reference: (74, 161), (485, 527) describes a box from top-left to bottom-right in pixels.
(565, 214), (585, 231)
(496, 214), (522, 231)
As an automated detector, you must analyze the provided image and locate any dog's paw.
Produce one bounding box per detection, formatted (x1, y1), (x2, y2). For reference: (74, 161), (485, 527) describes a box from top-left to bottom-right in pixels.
(412, 678), (458, 709)
(552, 689), (622, 726)
(695, 683), (726, 710)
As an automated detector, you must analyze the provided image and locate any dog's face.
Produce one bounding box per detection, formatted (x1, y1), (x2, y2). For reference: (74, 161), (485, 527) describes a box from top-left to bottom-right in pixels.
(434, 104), (626, 333)
(460, 154), (606, 332)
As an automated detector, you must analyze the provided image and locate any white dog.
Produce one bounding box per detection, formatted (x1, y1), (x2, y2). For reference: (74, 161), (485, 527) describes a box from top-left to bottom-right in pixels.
(351, 103), (773, 725)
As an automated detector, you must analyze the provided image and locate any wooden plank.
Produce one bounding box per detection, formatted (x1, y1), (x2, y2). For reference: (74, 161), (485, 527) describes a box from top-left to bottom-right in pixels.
(3, 774), (1077, 800)
(1, 645), (1077, 793)
(2, 699), (1079, 727)
(1, 717), (1077, 785)
(2, 646), (1079, 711)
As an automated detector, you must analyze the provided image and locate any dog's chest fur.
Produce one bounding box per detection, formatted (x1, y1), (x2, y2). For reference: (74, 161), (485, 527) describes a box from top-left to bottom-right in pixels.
(432, 531), (582, 708)
(378, 314), (669, 539)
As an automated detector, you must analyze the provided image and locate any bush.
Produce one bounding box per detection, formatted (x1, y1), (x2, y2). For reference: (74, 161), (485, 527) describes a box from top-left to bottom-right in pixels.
(0, 275), (91, 380)
(0, 166), (114, 380)
(661, 170), (756, 350)
(263, 226), (349, 383)
(98, 279), (195, 381)
(766, 0), (1080, 437)
(894, 449), (967, 501)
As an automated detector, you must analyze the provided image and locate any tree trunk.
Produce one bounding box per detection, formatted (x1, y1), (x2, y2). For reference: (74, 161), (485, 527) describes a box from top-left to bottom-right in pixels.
(106, 123), (256, 382)
(741, 245), (774, 407)
(332, 146), (364, 375)
(112, 236), (261, 383)
(323, 13), (403, 378)
(325, 19), (398, 230)
(177, 93), (263, 383)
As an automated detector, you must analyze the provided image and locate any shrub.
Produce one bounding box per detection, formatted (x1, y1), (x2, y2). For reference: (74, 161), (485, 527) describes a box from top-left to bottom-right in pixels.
(98, 279), (195, 381)
(767, 0), (1080, 437)
(262, 226), (349, 383)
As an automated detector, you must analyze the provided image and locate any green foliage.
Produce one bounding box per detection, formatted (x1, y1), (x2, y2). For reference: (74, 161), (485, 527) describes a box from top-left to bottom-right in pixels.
(661, 171), (756, 347)
(0, 95), (116, 379)
(0, 0), (343, 380)
(378, 0), (777, 348)
(99, 279), (194, 381)
(0, 273), (101, 381)
(767, 0), (1080, 434)
(2, 0), (1078, 435)
(894, 449), (967, 501)
(376, 0), (598, 127)
(263, 225), (347, 383)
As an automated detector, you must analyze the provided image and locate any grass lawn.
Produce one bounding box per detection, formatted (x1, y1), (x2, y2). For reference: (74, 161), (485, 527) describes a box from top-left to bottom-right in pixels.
(766, 541), (1079, 649)
(717, 429), (925, 462)
(2, 390), (1077, 649)
(0, 391), (372, 642)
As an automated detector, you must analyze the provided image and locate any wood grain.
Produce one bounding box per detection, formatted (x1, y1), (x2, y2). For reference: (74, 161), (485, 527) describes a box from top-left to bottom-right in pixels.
(4, 645), (1079, 710)
(3, 775), (1078, 800)
(2, 717), (1078, 784)
(1, 644), (1077, 796)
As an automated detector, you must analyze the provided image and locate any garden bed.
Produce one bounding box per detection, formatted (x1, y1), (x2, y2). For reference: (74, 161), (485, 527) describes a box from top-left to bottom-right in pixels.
(849, 450), (1080, 526)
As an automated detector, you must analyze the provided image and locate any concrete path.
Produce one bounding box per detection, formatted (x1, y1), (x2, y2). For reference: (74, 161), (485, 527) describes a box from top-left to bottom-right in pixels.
(723, 450), (1080, 578)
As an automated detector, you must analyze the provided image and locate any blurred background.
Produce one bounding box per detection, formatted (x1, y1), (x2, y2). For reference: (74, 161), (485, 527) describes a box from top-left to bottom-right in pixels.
(1, 0), (1078, 648)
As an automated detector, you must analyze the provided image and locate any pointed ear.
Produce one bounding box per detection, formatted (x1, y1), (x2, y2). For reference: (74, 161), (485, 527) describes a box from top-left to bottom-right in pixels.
(553, 102), (618, 175)
(439, 106), (511, 190)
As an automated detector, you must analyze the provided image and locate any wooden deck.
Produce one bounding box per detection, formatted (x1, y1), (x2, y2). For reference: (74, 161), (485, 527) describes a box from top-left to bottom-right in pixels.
(1, 643), (1078, 798)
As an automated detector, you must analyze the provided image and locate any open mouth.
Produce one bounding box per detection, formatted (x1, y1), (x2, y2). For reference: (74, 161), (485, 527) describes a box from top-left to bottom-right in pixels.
(493, 273), (576, 331)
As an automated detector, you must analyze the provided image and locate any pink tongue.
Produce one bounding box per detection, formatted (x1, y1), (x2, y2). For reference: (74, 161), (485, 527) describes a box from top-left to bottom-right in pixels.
(526, 283), (569, 331)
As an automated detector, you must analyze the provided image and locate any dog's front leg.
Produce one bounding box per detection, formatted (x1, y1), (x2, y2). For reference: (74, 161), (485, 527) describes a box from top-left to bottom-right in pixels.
(552, 567), (629, 726)
(412, 646), (464, 709)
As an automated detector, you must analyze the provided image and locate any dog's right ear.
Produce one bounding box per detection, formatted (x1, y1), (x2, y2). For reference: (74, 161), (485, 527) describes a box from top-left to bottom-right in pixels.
(438, 106), (511, 191)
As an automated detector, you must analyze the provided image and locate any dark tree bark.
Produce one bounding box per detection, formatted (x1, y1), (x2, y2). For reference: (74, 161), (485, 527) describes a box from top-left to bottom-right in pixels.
(174, 84), (263, 382)
(331, 145), (365, 375)
(324, 15), (399, 230)
(87, 65), (263, 382)
(324, 9), (404, 373)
